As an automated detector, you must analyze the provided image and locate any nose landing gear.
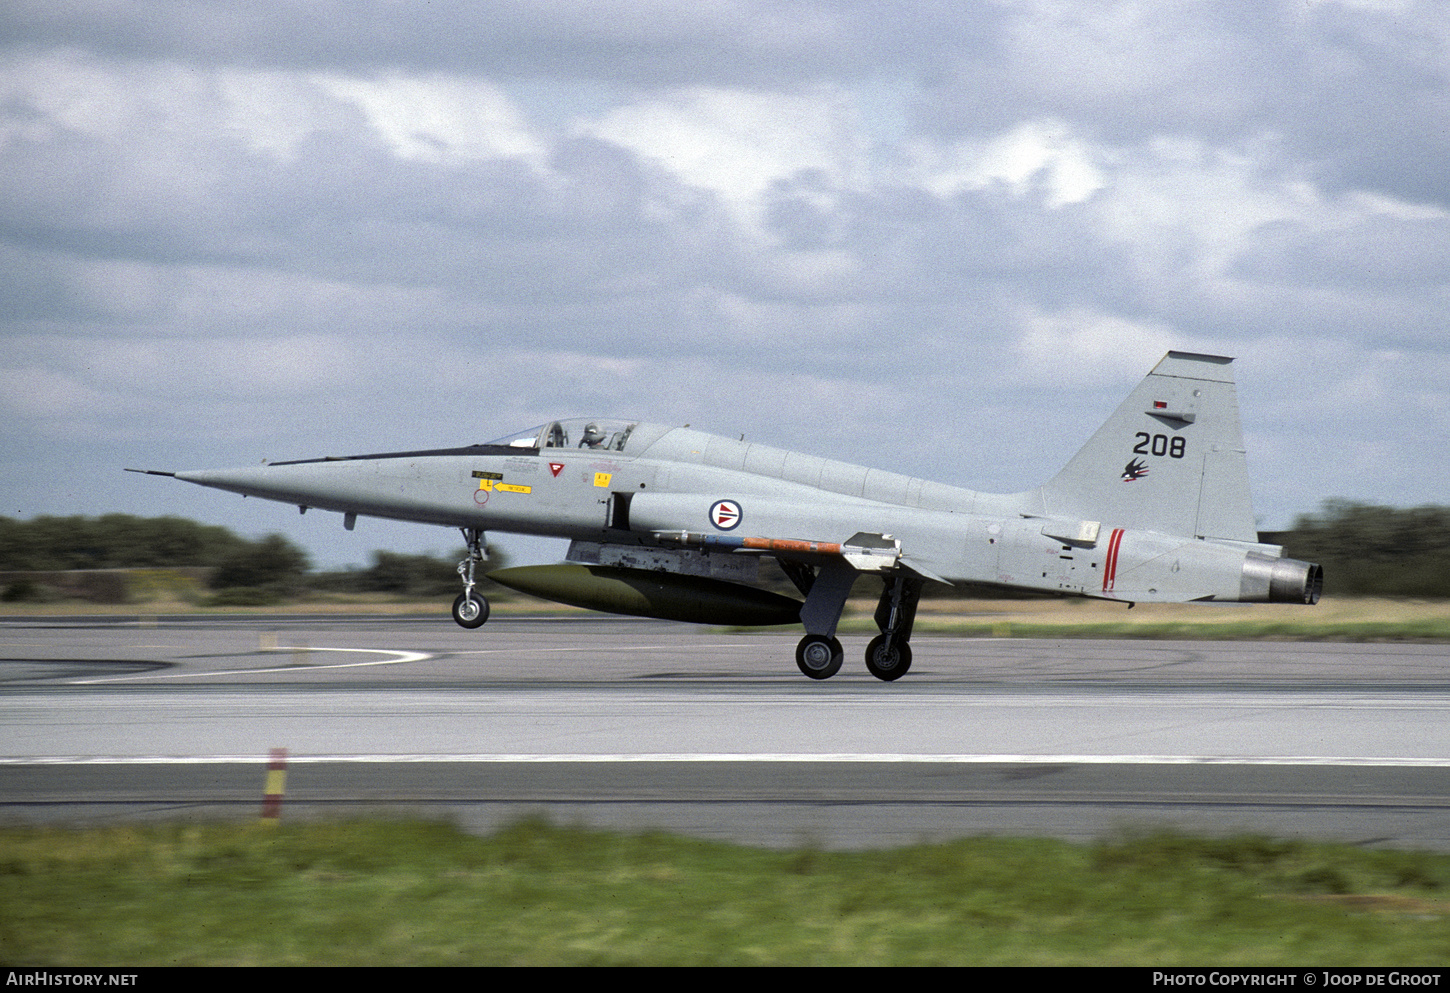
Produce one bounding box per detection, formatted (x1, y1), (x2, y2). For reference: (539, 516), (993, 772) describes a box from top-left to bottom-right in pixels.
(453, 527), (491, 629)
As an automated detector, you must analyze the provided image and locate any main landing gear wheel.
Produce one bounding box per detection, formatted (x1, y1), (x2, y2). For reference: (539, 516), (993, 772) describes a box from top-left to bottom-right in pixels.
(796, 634), (844, 680)
(865, 634), (912, 681)
(452, 591), (489, 629)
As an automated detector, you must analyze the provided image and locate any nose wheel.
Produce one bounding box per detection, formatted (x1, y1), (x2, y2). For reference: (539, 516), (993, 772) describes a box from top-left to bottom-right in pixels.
(452, 527), (491, 629)
(452, 591), (489, 628)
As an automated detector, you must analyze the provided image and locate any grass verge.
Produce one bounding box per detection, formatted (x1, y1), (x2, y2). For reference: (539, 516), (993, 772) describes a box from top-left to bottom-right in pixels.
(832, 596), (1450, 641)
(3, 819), (1450, 965)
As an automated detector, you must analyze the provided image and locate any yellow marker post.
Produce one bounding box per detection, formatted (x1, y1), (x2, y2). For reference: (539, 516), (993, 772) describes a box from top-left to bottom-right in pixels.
(261, 747), (287, 824)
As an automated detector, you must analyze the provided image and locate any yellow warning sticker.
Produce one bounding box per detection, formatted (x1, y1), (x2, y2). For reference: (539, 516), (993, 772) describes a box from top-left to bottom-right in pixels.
(477, 478), (530, 494)
(594, 472), (612, 488)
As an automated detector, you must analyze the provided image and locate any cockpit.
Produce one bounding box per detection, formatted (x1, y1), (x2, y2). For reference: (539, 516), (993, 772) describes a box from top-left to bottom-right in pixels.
(487, 418), (640, 453)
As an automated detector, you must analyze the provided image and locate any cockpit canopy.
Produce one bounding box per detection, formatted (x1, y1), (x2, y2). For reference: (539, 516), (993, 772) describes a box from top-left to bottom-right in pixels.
(487, 418), (640, 453)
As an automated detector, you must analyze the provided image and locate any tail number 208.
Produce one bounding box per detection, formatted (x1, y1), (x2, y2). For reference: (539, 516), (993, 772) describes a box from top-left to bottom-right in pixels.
(1133, 433), (1186, 458)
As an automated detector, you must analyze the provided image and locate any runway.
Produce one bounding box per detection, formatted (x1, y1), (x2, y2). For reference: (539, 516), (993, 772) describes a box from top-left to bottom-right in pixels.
(3, 614), (1449, 848)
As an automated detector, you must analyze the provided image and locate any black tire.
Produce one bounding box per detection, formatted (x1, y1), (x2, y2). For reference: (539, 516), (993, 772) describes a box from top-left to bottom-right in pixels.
(865, 634), (912, 681)
(796, 634), (843, 679)
(452, 592), (489, 629)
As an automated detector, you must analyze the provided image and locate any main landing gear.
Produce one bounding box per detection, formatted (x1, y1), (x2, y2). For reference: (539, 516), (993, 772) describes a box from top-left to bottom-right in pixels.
(792, 566), (923, 682)
(863, 572), (921, 682)
(452, 528), (490, 629)
(864, 633), (911, 681)
(796, 634), (843, 679)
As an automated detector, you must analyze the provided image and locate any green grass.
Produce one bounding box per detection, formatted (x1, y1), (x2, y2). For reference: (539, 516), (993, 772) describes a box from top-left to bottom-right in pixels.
(830, 596), (1450, 642)
(834, 616), (1450, 641)
(4, 819), (1450, 965)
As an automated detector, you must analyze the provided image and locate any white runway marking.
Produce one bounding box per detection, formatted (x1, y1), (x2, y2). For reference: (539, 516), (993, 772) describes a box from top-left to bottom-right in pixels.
(67, 647), (432, 684)
(7, 754), (1450, 767)
(448, 644), (744, 655)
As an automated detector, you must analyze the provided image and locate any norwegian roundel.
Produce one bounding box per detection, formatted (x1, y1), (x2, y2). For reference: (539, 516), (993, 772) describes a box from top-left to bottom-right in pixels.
(709, 499), (742, 531)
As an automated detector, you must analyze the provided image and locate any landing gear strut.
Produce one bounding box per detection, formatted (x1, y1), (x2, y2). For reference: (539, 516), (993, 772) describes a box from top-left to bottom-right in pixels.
(865, 573), (921, 681)
(453, 527), (490, 629)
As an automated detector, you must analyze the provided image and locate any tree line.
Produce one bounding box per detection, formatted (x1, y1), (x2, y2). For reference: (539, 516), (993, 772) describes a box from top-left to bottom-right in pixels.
(0, 514), (501, 603)
(2, 503), (1448, 602)
(1269, 499), (1450, 599)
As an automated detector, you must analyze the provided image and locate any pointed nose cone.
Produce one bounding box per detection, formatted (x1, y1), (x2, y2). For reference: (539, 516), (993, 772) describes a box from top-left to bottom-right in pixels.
(175, 466), (289, 499)
(165, 459), (471, 528)
(158, 458), (475, 530)
(173, 464), (350, 511)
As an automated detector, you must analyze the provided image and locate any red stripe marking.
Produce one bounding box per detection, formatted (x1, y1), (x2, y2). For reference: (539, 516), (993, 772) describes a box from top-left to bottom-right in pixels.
(741, 537), (843, 555)
(1102, 528), (1125, 593)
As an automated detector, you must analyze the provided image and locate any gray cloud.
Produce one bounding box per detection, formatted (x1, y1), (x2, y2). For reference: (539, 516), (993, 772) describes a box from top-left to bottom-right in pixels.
(1, 1), (1446, 568)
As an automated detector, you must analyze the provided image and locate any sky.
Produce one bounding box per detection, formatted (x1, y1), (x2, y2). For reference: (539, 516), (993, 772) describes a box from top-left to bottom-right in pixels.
(1, 0), (1447, 571)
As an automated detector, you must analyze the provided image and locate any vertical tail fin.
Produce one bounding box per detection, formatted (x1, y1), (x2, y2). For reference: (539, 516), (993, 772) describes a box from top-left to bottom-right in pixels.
(1039, 351), (1257, 542)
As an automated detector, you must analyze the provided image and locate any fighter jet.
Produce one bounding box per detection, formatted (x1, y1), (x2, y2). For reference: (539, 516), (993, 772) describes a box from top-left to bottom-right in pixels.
(131, 351), (1321, 681)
